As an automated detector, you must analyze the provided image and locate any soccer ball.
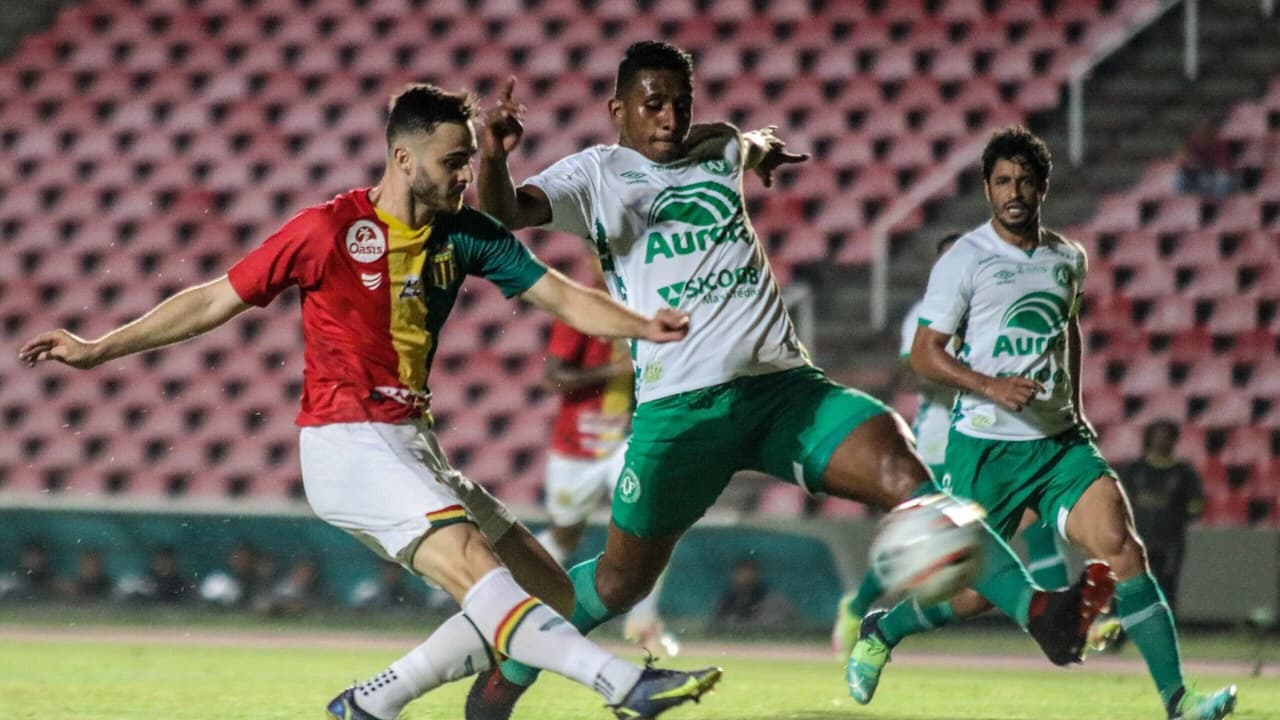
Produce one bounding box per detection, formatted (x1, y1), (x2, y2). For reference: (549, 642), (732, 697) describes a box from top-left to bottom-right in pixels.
(869, 494), (987, 605)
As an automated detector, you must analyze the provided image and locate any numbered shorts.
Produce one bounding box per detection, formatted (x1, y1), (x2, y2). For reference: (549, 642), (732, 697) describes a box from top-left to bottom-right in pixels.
(613, 366), (889, 537)
(299, 421), (516, 570)
(544, 444), (628, 527)
(941, 426), (1116, 541)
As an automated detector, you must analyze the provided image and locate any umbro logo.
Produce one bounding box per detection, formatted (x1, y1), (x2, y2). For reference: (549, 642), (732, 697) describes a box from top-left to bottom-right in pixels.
(620, 170), (648, 184)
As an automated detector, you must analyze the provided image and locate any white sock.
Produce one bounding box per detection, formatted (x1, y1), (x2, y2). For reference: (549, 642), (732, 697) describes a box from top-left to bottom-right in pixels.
(355, 613), (493, 719)
(535, 528), (569, 566)
(462, 567), (641, 704)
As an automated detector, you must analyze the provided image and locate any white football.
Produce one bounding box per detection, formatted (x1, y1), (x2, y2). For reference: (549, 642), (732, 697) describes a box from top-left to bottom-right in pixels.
(869, 493), (988, 605)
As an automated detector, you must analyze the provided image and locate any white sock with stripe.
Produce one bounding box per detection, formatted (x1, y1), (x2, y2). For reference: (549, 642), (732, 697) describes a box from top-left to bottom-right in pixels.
(354, 613), (493, 719)
(462, 567), (641, 704)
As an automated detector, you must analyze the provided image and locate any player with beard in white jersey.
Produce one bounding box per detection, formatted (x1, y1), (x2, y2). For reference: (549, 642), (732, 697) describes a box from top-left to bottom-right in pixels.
(831, 232), (1089, 659)
(467, 42), (1117, 720)
(845, 127), (1236, 720)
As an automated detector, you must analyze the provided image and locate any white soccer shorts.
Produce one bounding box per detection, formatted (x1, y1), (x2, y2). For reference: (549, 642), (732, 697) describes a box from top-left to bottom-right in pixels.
(299, 420), (516, 569)
(544, 442), (628, 527)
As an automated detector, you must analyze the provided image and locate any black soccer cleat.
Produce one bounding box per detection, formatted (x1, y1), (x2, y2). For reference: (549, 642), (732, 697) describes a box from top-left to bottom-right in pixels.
(465, 666), (531, 720)
(1027, 560), (1117, 666)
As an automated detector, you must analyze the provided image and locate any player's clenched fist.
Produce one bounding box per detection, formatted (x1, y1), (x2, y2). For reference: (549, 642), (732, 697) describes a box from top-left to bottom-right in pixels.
(17, 329), (100, 369)
(981, 375), (1043, 413)
(644, 308), (690, 343)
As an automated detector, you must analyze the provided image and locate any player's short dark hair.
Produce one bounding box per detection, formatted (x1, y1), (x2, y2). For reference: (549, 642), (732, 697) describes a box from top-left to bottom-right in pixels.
(615, 41), (694, 97)
(385, 83), (476, 146)
(936, 232), (962, 255)
(982, 126), (1052, 185)
(1142, 418), (1181, 448)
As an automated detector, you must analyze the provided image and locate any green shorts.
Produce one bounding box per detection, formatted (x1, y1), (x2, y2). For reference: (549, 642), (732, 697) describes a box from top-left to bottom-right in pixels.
(941, 426), (1115, 541)
(613, 366), (889, 537)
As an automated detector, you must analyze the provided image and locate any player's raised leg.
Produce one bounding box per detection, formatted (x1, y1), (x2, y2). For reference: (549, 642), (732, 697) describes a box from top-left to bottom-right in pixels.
(1065, 477), (1237, 720)
(821, 412), (1109, 654)
(470, 386), (740, 720)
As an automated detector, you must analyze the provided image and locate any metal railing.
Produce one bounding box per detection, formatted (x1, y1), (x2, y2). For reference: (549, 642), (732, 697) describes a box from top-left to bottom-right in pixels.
(1068, 0), (1190, 166)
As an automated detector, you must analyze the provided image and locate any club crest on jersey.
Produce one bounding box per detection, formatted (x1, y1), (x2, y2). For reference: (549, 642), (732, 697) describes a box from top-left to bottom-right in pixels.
(345, 220), (386, 263)
(618, 468), (642, 504)
(1053, 263), (1074, 288)
(429, 245), (458, 287)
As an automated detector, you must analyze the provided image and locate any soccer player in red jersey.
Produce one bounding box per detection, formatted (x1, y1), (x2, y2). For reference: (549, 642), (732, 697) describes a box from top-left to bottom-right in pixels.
(538, 264), (677, 657)
(18, 83), (720, 720)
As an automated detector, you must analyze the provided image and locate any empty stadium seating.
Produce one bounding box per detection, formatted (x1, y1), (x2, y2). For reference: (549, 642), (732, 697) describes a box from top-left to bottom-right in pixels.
(1072, 73), (1280, 525)
(8, 0), (1272, 527)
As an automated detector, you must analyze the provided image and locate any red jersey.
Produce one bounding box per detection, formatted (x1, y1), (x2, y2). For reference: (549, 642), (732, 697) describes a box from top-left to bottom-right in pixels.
(546, 320), (633, 458)
(227, 188), (547, 426)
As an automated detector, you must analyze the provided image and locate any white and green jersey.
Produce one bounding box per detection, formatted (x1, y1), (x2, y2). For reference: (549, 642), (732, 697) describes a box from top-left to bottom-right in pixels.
(917, 221), (1086, 440)
(899, 299), (954, 465)
(524, 130), (809, 404)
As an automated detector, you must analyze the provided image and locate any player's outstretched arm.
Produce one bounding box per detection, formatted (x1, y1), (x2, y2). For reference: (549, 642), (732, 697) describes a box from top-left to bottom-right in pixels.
(17, 276), (251, 370)
(477, 76), (552, 230)
(911, 324), (1042, 413)
(521, 268), (688, 343)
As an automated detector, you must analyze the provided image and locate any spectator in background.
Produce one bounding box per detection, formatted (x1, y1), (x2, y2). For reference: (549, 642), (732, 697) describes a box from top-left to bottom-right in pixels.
(1175, 118), (1237, 198)
(350, 561), (421, 611)
(0, 538), (55, 601)
(256, 555), (328, 617)
(710, 557), (796, 631)
(1119, 419), (1204, 615)
(199, 541), (260, 608)
(145, 546), (191, 603)
(60, 549), (112, 602)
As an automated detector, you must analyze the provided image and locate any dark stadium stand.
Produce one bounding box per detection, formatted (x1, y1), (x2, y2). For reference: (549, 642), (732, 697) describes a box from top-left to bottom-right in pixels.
(2, 0), (1274, 527)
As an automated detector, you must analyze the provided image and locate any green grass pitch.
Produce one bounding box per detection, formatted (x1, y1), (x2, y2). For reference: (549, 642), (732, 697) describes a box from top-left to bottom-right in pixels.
(1, 633), (1275, 719)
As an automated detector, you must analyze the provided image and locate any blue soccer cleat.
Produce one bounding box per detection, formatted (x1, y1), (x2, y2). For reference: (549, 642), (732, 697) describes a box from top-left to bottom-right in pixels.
(1168, 684), (1238, 720)
(846, 609), (891, 705)
(610, 665), (722, 719)
(325, 687), (383, 720)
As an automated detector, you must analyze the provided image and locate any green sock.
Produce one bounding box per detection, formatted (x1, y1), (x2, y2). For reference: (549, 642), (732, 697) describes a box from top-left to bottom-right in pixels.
(907, 480), (1037, 625)
(1116, 573), (1184, 705)
(498, 556), (620, 687)
(848, 570), (884, 617)
(876, 597), (954, 647)
(970, 522), (1039, 627)
(1023, 521), (1070, 590)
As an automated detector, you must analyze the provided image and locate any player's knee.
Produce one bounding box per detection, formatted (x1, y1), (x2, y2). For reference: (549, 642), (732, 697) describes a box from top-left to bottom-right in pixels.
(1092, 525), (1145, 576)
(1111, 531), (1148, 579)
(878, 450), (929, 507)
(413, 523), (501, 596)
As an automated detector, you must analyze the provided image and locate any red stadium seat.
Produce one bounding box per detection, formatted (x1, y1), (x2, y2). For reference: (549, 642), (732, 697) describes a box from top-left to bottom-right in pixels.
(1207, 297), (1260, 335)
(1220, 427), (1271, 466)
(1180, 357), (1236, 395)
(1119, 357), (1171, 396)
(1197, 397), (1253, 429)
(1084, 389), (1125, 426)
(1131, 390), (1188, 424)
(1098, 423), (1142, 463)
(1148, 196), (1205, 234)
